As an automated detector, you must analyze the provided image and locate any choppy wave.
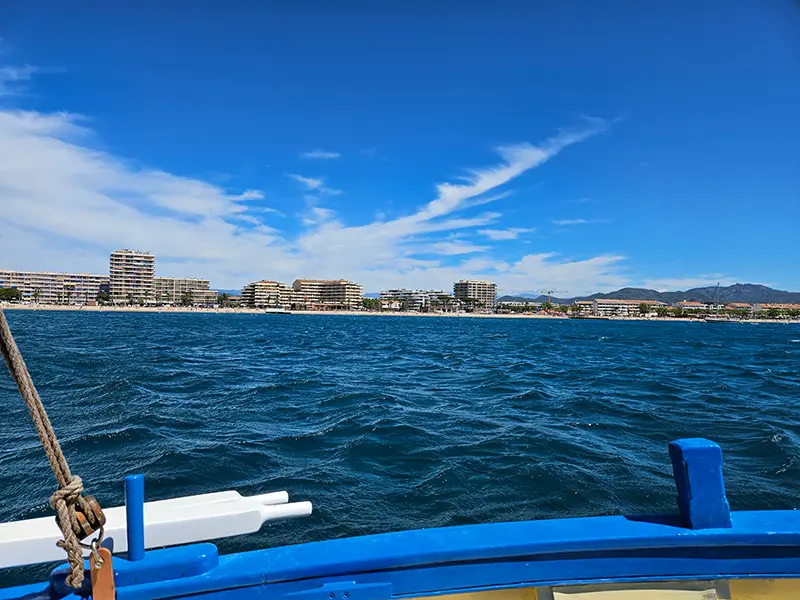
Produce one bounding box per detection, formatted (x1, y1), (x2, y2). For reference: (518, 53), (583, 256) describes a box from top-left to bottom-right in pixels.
(1, 312), (799, 585)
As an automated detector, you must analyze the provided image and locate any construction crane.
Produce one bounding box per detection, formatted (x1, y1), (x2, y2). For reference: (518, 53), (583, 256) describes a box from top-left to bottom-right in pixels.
(539, 289), (568, 305)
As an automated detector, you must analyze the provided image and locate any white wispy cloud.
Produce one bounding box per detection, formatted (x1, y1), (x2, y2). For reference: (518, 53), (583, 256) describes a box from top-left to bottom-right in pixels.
(301, 206), (337, 226)
(0, 65), (37, 96)
(287, 173), (342, 195)
(552, 218), (611, 226)
(425, 241), (489, 256)
(0, 68), (623, 294)
(301, 149), (340, 159)
(478, 228), (535, 241)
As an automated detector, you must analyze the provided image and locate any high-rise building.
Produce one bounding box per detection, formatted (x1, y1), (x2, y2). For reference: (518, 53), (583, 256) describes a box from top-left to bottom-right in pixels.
(0, 269), (109, 305)
(453, 280), (497, 308)
(153, 277), (210, 304)
(241, 280), (295, 308)
(109, 250), (156, 304)
(292, 279), (363, 310)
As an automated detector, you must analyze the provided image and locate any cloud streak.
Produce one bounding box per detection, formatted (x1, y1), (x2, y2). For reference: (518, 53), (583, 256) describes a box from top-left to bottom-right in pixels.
(301, 149), (340, 159)
(0, 65), (37, 96)
(478, 228), (535, 241)
(287, 173), (342, 196)
(552, 218), (611, 226)
(0, 93), (622, 294)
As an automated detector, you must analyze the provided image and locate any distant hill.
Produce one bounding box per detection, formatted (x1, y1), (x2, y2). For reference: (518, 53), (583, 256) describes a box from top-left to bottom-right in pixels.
(498, 284), (800, 305)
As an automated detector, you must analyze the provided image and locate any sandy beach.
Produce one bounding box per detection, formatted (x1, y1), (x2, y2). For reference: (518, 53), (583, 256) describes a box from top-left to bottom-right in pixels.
(2, 302), (798, 324)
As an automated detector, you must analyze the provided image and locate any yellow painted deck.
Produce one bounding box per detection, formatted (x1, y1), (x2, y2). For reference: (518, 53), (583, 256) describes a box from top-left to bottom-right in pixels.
(411, 578), (800, 600)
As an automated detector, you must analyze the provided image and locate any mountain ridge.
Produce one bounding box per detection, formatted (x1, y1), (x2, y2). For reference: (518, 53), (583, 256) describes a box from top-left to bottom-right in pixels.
(498, 283), (800, 305)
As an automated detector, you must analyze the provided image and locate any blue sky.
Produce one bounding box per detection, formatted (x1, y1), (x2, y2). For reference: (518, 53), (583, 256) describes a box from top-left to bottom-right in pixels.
(0, 1), (798, 294)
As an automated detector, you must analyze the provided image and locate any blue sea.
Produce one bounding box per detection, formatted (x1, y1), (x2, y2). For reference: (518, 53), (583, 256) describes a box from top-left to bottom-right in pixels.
(1, 311), (800, 585)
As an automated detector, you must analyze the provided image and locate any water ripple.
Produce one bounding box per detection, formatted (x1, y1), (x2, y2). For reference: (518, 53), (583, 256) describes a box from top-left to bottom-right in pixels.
(1, 312), (799, 587)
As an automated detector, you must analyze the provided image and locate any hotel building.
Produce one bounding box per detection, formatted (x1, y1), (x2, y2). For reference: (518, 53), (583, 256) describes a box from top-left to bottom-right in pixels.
(109, 250), (156, 304)
(241, 280), (295, 308)
(153, 277), (211, 303)
(0, 270), (109, 305)
(453, 280), (498, 308)
(292, 279), (363, 310)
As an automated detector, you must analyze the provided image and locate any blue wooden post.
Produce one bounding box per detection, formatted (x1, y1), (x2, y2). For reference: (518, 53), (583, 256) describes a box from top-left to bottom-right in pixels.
(669, 438), (732, 529)
(124, 474), (146, 561)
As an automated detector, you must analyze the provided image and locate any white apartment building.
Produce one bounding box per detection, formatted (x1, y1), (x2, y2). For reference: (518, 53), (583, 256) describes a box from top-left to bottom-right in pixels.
(109, 250), (156, 304)
(0, 269), (109, 304)
(153, 277), (211, 303)
(191, 289), (219, 307)
(593, 299), (667, 317)
(571, 300), (595, 315)
(292, 279), (363, 309)
(241, 280), (295, 308)
(379, 289), (447, 312)
(453, 280), (497, 308)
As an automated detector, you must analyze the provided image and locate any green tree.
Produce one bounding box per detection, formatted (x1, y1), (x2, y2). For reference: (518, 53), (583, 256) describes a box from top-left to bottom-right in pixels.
(0, 288), (22, 301)
(656, 306), (670, 318)
(558, 305), (569, 314)
(362, 298), (380, 311)
(96, 290), (111, 305)
(32, 288), (41, 304)
(767, 308), (780, 319)
(56, 292), (63, 305)
(638, 303), (650, 316)
(218, 292), (230, 307)
(180, 292), (193, 307)
(541, 302), (553, 312)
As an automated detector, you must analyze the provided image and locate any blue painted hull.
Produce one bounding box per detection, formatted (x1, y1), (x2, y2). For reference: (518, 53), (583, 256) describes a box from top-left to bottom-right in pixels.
(2, 439), (798, 599)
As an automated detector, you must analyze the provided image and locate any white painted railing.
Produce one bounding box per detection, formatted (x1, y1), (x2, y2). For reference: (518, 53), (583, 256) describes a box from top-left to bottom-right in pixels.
(0, 490), (312, 569)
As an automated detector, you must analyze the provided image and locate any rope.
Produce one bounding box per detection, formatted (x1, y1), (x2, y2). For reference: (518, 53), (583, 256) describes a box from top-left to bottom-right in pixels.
(0, 308), (103, 588)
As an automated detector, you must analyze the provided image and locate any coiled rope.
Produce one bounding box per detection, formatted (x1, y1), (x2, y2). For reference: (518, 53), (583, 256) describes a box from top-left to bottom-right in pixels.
(0, 308), (105, 588)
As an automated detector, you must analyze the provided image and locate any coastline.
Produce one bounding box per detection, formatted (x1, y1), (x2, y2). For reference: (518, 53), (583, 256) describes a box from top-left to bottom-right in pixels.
(2, 303), (798, 324)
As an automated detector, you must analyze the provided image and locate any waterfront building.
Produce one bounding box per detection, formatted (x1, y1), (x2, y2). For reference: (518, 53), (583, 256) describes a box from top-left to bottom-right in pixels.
(379, 289), (446, 312)
(755, 303), (800, 313)
(571, 300), (594, 315)
(292, 279), (363, 310)
(153, 277), (211, 304)
(241, 280), (295, 308)
(109, 249), (156, 304)
(0, 269), (109, 304)
(190, 289), (219, 307)
(593, 299), (667, 317)
(453, 280), (497, 308)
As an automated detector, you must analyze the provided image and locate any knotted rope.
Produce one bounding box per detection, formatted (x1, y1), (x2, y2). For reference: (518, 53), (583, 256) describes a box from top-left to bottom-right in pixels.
(0, 308), (105, 588)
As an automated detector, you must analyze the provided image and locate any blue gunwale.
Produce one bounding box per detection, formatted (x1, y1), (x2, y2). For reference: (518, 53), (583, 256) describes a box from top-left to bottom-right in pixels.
(4, 509), (800, 600)
(2, 439), (798, 600)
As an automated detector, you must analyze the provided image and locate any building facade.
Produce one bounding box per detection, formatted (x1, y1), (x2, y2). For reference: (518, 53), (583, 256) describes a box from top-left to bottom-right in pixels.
(153, 277), (211, 304)
(593, 299), (666, 317)
(109, 250), (156, 304)
(190, 289), (219, 307)
(571, 300), (595, 315)
(241, 280), (295, 308)
(292, 279), (363, 309)
(0, 269), (109, 304)
(379, 289), (446, 312)
(453, 280), (497, 308)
